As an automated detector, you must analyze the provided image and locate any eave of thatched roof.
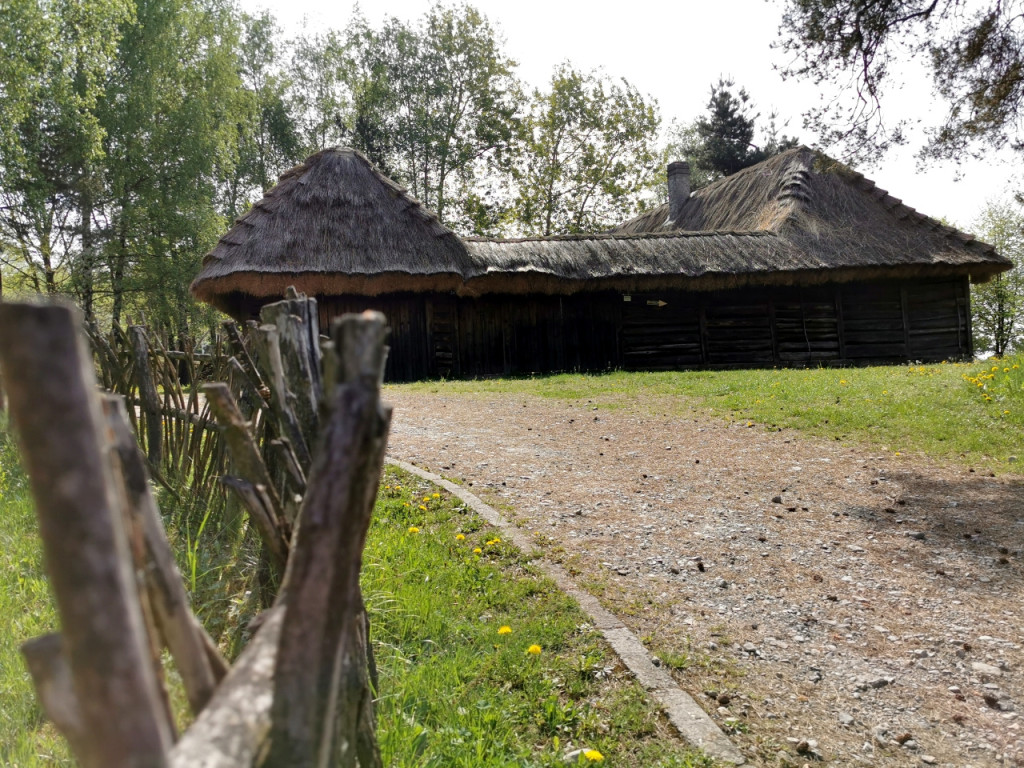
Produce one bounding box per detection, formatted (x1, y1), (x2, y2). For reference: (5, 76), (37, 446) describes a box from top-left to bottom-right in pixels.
(459, 228), (1002, 295)
(192, 146), (1012, 317)
(190, 148), (472, 314)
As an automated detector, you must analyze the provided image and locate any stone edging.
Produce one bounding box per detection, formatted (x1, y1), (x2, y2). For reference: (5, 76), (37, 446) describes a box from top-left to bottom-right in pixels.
(385, 457), (748, 767)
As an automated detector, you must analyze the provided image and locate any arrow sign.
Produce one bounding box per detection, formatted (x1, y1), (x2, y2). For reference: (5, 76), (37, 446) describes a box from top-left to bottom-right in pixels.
(646, 300), (667, 307)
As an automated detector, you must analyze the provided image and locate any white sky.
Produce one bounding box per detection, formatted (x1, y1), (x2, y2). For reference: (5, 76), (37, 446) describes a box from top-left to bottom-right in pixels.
(238, 0), (1021, 231)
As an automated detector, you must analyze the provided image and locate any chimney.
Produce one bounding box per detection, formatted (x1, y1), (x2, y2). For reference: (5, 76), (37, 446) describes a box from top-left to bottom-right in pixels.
(667, 161), (691, 223)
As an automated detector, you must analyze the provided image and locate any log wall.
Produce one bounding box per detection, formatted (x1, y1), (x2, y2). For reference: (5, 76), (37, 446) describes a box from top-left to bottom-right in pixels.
(316, 277), (972, 381)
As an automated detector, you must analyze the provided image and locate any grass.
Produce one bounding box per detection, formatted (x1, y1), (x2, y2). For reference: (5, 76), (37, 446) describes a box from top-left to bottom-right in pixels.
(0, 415), (712, 767)
(396, 355), (1024, 471)
(365, 469), (713, 767)
(0, 416), (70, 766)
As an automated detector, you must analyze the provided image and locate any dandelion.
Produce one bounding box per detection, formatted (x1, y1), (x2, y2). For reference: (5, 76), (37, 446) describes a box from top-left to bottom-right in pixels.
(498, 626), (512, 635)
(455, 533), (466, 541)
(408, 526), (420, 534)
(423, 496), (431, 502)
(473, 547), (482, 554)
(583, 749), (604, 763)
(526, 644), (542, 655)
(432, 493), (440, 498)
(839, 379), (848, 385)
(418, 504), (427, 511)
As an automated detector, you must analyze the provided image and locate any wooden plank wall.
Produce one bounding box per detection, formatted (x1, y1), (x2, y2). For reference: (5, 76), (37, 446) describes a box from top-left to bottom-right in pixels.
(315, 278), (971, 381)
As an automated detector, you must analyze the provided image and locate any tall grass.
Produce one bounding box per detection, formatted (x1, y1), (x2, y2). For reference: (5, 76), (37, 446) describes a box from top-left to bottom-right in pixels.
(397, 355), (1024, 471)
(0, 416), (70, 766)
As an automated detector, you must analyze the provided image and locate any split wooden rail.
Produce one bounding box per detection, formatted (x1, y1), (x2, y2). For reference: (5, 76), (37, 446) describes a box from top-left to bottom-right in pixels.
(0, 291), (389, 768)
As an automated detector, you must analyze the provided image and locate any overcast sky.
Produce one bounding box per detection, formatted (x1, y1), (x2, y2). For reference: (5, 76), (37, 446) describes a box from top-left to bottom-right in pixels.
(238, 0), (1021, 231)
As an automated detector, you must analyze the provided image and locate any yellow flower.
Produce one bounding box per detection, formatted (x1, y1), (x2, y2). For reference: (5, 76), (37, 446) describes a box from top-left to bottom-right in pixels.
(839, 379), (848, 385)
(526, 644), (542, 655)
(455, 533), (466, 541)
(408, 526), (420, 533)
(491, 537), (501, 544)
(473, 547), (482, 554)
(432, 493), (440, 498)
(419, 504), (427, 511)
(423, 496), (431, 502)
(498, 625), (512, 635)
(583, 749), (604, 763)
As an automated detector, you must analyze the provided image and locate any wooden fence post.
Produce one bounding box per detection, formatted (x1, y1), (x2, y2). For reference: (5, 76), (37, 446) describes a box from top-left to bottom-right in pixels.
(203, 382), (291, 573)
(102, 394), (229, 714)
(0, 302), (173, 768)
(263, 311), (389, 768)
(131, 325), (164, 467)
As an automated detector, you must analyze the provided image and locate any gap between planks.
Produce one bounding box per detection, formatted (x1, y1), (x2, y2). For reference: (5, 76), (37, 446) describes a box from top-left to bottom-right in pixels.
(385, 457), (748, 767)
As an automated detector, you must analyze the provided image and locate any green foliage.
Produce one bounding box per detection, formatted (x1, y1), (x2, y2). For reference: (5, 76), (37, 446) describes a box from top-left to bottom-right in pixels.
(221, 11), (300, 216)
(395, 356), (1024, 472)
(0, 0), (244, 334)
(513, 64), (661, 235)
(288, 26), (356, 155)
(661, 80), (798, 192)
(366, 471), (713, 767)
(779, 0), (1024, 164)
(0, 0), (131, 306)
(684, 78), (799, 182)
(970, 199), (1024, 356)
(349, 4), (524, 231)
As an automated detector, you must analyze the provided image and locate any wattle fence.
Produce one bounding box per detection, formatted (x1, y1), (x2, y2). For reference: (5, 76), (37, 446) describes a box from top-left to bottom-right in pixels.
(0, 290), (389, 768)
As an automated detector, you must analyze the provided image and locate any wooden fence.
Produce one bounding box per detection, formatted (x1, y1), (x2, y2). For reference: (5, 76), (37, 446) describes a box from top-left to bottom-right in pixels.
(0, 289), (389, 767)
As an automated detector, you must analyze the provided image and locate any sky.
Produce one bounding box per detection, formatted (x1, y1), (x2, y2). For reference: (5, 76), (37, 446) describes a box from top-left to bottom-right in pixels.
(238, 0), (1021, 231)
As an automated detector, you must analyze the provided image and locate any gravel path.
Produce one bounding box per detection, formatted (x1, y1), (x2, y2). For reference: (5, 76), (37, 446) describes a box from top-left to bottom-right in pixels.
(382, 387), (1024, 767)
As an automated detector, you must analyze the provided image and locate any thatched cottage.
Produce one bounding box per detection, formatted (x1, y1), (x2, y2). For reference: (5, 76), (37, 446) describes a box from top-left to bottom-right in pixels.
(191, 147), (1012, 381)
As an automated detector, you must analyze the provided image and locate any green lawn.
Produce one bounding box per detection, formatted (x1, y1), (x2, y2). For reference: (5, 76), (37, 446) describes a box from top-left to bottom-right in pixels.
(366, 470), (711, 767)
(0, 419), (69, 765)
(397, 355), (1024, 472)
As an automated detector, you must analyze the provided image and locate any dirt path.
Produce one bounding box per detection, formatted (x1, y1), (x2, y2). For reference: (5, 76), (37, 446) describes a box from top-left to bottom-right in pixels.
(382, 387), (1024, 767)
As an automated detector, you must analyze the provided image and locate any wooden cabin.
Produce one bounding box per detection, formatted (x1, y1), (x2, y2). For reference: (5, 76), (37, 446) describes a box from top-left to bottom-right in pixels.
(191, 147), (1011, 381)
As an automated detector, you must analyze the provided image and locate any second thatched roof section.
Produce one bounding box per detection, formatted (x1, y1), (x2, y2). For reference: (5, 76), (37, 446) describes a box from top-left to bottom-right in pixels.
(192, 147), (1012, 316)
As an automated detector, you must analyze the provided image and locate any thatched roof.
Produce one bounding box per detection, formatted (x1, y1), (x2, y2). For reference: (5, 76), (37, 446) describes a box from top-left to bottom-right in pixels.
(190, 148), (472, 315)
(192, 146), (1011, 315)
(614, 147), (1009, 273)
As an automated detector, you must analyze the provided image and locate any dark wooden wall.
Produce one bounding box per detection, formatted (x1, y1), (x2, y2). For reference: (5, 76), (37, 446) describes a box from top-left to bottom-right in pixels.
(316, 278), (971, 381)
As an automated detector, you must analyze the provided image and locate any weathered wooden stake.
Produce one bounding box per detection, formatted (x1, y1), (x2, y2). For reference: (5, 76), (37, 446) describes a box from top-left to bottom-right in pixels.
(131, 325), (164, 467)
(203, 382), (290, 573)
(102, 395), (229, 713)
(0, 302), (173, 768)
(263, 311), (390, 768)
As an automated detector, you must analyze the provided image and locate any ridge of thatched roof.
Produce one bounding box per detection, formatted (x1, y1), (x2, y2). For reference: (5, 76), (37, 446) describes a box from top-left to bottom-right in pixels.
(191, 147), (472, 314)
(614, 147), (1005, 266)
